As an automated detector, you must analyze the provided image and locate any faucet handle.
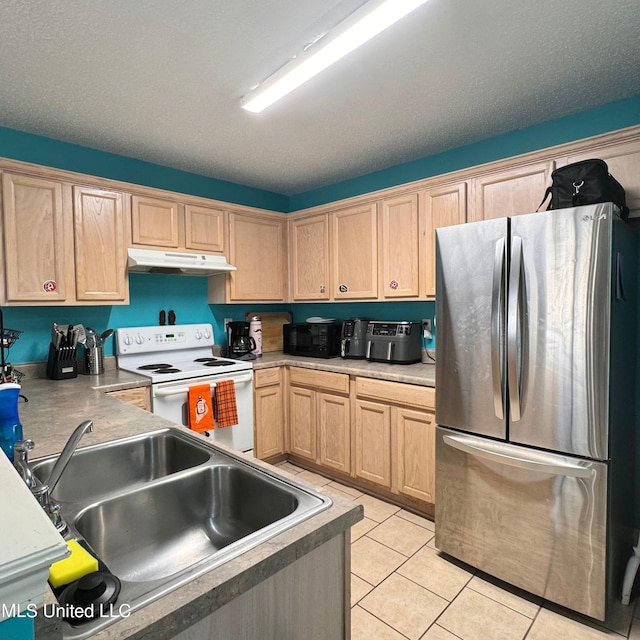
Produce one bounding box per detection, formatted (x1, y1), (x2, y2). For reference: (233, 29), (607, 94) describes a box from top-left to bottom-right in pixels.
(15, 439), (35, 454)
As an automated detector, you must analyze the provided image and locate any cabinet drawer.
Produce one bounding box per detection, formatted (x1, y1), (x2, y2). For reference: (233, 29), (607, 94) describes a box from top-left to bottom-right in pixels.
(107, 387), (151, 411)
(254, 367), (282, 388)
(356, 377), (435, 411)
(289, 367), (349, 394)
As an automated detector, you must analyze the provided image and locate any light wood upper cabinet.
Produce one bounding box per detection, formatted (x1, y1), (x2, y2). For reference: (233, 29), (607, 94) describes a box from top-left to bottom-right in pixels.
(421, 182), (467, 297)
(73, 186), (128, 302)
(379, 193), (420, 298)
(223, 212), (286, 302)
(1, 174), (128, 305)
(131, 195), (180, 248)
(1, 173), (70, 303)
(184, 204), (225, 253)
(290, 214), (330, 301)
(562, 138), (640, 219)
(333, 203), (377, 299)
(469, 161), (555, 221)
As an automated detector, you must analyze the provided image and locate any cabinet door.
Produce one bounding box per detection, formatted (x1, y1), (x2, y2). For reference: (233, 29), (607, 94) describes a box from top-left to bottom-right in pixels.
(564, 139), (640, 219)
(2, 173), (69, 302)
(354, 399), (391, 488)
(228, 213), (286, 301)
(73, 186), (128, 302)
(288, 386), (316, 461)
(185, 205), (225, 252)
(333, 204), (377, 299)
(422, 183), (467, 297)
(290, 214), (330, 300)
(317, 392), (350, 473)
(254, 384), (284, 460)
(470, 161), (554, 221)
(131, 195), (180, 248)
(379, 194), (419, 298)
(395, 408), (435, 503)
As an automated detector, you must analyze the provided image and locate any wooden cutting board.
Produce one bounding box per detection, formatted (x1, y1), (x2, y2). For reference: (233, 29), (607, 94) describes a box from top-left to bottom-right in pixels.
(245, 311), (292, 352)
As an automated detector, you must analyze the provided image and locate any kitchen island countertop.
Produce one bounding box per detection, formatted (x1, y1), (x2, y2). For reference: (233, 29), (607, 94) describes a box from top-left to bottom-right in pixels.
(16, 372), (361, 640)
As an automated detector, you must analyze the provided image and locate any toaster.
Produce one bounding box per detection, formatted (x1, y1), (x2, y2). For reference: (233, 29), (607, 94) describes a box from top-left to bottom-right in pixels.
(365, 321), (422, 364)
(340, 318), (369, 359)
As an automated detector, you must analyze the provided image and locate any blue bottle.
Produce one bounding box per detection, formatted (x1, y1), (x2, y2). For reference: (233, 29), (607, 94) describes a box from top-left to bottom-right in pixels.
(0, 383), (23, 462)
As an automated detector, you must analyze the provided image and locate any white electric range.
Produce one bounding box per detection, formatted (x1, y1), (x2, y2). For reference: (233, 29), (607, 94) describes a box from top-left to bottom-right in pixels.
(115, 324), (254, 452)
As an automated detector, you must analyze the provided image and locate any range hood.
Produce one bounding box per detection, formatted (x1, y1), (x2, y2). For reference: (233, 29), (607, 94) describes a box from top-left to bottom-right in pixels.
(127, 248), (236, 276)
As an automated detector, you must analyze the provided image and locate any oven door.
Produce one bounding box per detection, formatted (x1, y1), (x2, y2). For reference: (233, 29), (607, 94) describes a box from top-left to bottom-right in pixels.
(151, 371), (254, 453)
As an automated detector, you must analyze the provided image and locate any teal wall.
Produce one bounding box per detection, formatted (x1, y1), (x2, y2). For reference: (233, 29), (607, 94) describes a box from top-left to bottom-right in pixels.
(1, 96), (639, 364)
(0, 127), (288, 212)
(289, 95), (640, 210)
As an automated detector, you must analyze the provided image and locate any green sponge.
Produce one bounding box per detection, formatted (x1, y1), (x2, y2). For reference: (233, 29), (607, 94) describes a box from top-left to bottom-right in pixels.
(49, 540), (99, 588)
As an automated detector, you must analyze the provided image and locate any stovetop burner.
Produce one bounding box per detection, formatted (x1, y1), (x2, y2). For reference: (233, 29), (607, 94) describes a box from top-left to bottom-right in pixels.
(138, 363), (174, 371)
(203, 362), (228, 367)
(194, 357), (219, 363)
(158, 368), (181, 374)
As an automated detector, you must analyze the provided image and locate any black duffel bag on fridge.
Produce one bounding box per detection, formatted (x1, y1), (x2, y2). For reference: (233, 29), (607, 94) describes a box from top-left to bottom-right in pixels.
(539, 158), (629, 220)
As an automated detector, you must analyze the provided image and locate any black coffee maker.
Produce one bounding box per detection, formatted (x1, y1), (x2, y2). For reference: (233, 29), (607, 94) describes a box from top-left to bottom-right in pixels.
(227, 321), (256, 358)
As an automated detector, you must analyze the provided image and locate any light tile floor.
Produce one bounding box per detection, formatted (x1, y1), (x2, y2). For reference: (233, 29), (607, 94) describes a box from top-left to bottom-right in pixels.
(277, 461), (640, 640)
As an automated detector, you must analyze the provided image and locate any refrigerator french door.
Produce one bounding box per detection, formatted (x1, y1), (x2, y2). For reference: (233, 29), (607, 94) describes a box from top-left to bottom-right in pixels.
(434, 203), (637, 620)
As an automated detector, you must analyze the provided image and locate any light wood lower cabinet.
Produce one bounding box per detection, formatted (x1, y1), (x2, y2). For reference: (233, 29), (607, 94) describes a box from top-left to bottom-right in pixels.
(354, 377), (435, 506)
(253, 368), (285, 460)
(354, 399), (392, 488)
(287, 367), (350, 472)
(395, 407), (435, 503)
(254, 365), (436, 512)
(107, 386), (151, 411)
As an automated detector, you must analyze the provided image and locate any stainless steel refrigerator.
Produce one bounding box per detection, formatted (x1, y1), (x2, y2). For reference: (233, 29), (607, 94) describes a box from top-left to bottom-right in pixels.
(434, 203), (637, 620)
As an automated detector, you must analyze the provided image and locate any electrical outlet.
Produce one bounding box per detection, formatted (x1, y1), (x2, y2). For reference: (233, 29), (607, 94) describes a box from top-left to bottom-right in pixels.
(422, 319), (432, 333)
(224, 318), (232, 330)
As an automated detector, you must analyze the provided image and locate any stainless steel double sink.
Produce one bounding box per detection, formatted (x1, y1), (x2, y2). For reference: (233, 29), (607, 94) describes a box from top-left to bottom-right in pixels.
(31, 427), (332, 639)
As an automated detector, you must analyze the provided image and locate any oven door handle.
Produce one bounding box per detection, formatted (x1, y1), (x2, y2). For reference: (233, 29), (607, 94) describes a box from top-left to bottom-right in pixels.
(153, 373), (253, 397)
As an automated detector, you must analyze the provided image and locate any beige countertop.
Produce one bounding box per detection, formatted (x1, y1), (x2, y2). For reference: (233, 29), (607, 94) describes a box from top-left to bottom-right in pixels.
(15, 369), (361, 640)
(253, 351), (436, 387)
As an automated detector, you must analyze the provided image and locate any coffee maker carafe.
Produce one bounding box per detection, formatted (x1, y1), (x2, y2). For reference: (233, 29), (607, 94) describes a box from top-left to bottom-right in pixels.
(227, 321), (256, 358)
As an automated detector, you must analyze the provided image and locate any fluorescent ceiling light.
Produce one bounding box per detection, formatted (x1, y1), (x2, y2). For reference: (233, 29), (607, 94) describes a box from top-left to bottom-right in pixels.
(242, 0), (430, 113)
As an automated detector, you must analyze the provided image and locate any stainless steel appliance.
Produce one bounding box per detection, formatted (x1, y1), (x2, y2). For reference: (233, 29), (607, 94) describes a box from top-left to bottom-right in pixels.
(365, 321), (421, 364)
(226, 321), (256, 359)
(435, 203), (637, 620)
(340, 318), (369, 359)
(283, 323), (341, 358)
(116, 324), (254, 452)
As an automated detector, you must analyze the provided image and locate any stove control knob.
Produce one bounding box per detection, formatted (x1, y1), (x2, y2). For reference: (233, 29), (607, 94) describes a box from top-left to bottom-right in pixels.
(135, 334), (144, 345)
(124, 334), (133, 346)
(194, 330), (203, 340)
(203, 328), (211, 339)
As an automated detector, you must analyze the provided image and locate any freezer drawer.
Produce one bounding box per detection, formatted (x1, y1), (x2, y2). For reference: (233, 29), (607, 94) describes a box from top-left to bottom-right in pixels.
(435, 427), (607, 619)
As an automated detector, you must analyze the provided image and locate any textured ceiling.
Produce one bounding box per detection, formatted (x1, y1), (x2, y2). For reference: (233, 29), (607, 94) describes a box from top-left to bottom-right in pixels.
(0, 0), (639, 195)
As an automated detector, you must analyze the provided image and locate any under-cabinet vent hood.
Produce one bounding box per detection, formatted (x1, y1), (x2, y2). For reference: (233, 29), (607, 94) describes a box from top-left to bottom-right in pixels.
(127, 248), (236, 276)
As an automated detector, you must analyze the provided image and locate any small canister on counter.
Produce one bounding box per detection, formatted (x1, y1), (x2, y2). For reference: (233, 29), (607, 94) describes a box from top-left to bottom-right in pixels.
(249, 316), (262, 357)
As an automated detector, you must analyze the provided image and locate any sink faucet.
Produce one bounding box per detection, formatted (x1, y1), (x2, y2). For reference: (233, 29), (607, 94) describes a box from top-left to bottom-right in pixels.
(14, 420), (94, 533)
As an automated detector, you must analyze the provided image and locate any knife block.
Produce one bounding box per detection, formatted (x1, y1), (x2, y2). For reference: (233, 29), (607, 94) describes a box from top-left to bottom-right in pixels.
(46, 343), (78, 380)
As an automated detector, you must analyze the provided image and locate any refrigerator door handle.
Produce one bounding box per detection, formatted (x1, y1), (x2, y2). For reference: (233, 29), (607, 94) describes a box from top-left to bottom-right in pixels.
(491, 238), (506, 419)
(507, 235), (526, 421)
(442, 434), (592, 478)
